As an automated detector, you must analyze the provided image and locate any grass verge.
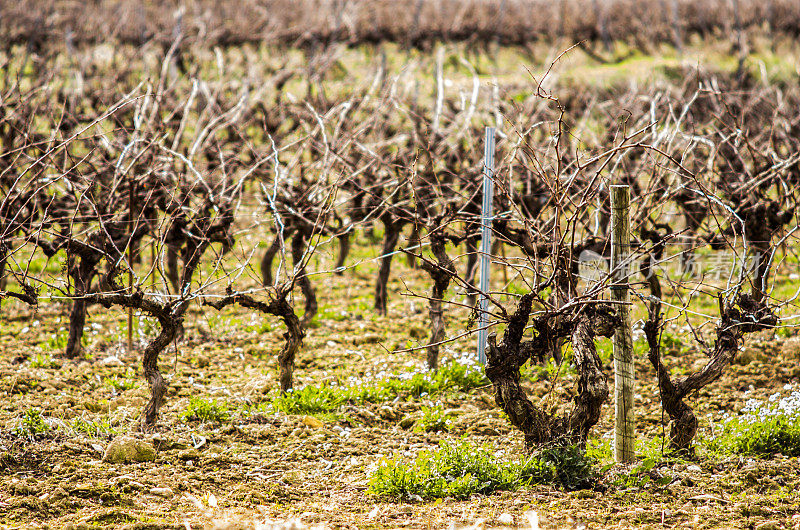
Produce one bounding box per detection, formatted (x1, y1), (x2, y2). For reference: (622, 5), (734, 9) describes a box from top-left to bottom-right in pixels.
(368, 439), (597, 500)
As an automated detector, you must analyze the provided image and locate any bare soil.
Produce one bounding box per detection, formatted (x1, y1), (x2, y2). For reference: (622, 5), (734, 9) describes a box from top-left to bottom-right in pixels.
(2, 263), (800, 529)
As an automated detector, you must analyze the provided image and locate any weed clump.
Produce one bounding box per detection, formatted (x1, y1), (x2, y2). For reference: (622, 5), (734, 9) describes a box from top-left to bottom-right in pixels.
(14, 409), (51, 438)
(704, 387), (800, 457)
(104, 375), (136, 393)
(537, 444), (599, 490)
(70, 416), (117, 438)
(273, 385), (345, 415)
(273, 360), (487, 416)
(181, 397), (231, 423)
(368, 439), (596, 500)
(414, 404), (453, 433)
(30, 353), (58, 369)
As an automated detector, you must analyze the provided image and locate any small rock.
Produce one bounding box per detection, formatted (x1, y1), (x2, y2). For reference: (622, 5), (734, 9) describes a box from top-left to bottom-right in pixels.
(99, 356), (123, 366)
(302, 415), (324, 429)
(358, 408), (379, 422)
(398, 411), (424, 429)
(102, 435), (156, 464)
(409, 326), (428, 339)
(52, 486), (69, 499)
(195, 355), (210, 368)
(178, 449), (200, 461)
(378, 406), (397, 421)
(69, 483), (95, 496)
(123, 481), (146, 492)
(150, 487), (174, 497)
(686, 464), (702, 473)
(153, 436), (189, 451)
(183, 493), (205, 510)
(353, 333), (382, 345)
(497, 513), (514, 525)
(207, 492), (218, 508)
(755, 522), (780, 530)
(80, 399), (104, 413)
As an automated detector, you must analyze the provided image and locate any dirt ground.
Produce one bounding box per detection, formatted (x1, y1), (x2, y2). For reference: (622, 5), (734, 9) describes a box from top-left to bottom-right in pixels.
(2, 258), (800, 530)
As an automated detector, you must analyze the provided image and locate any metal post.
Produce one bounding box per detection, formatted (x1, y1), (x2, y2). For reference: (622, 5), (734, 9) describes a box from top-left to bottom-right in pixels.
(477, 127), (495, 364)
(611, 185), (635, 462)
(128, 177), (134, 354)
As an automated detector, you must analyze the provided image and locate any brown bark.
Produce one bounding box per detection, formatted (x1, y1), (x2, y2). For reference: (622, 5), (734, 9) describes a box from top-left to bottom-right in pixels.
(65, 246), (101, 358)
(165, 242), (180, 294)
(334, 231), (350, 274)
(291, 232), (317, 325)
(485, 294), (554, 448)
(566, 307), (616, 441)
(260, 234), (284, 286)
(374, 218), (400, 315)
(142, 313), (179, 428)
(405, 224), (420, 269)
(205, 288), (304, 393)
(420, 232), (454, 370)
(484, 292), (619, 450)
(463, 235), (480, 306)
(0, 283), (37, 306)
(86, 288), (181, 431)
(644, 294), (778, 452)
(66, 299), (88, 358)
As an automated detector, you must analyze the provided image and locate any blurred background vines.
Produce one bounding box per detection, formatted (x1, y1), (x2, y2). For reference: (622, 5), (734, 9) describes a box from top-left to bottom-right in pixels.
(2, 1), (800, 527)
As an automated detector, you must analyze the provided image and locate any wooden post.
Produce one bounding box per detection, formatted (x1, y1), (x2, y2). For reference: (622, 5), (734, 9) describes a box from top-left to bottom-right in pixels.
(611, 185), (634, 462)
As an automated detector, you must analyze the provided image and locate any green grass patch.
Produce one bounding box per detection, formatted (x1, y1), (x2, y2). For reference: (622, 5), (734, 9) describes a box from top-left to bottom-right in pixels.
(414, 404), (454, 433)
(273, 360), (488, 416)
(272, 384), (345, 416)
(104, 375), (136, 393)
(70, 416), (117, 438)
(181, 397), (231, 423)
(30, 353), (58, 369)
(368, 439), (597, 500)
(703, 388), (800, 457)
(14, 408), (51, 438)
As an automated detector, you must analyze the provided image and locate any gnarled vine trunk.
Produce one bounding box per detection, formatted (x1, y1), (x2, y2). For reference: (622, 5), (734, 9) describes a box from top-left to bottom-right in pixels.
(142, 314), (180, 428)
(420, 232), (454, 370)
(485, 293), (619, 450)
(374, 217), (401, 315)
(291, 232), (317, 325)
(644, 294), (778, 453)
(205, 288), (305, 393)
